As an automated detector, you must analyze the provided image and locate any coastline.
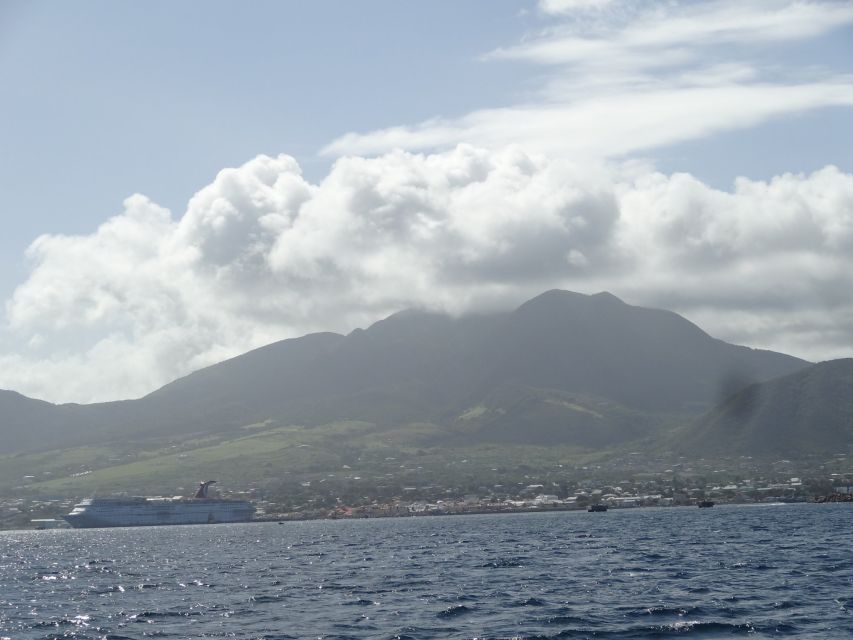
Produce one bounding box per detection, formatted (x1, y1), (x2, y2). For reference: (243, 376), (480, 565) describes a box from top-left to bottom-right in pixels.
(9, 494), (849, 532)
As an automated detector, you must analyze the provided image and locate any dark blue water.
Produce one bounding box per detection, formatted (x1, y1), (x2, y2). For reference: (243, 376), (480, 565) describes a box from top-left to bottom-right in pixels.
(1, 504), (851, 639)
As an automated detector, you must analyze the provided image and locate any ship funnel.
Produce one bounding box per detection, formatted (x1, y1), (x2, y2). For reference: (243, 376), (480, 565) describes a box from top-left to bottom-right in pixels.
(194, 480), (217, 499)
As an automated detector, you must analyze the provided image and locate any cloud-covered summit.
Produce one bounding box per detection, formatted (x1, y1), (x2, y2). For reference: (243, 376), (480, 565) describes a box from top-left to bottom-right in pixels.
(2, 147), (852, 403)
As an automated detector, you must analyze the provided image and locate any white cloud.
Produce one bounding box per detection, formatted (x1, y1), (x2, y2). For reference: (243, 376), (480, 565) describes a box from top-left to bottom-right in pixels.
(539, 0), (616, 15)
(525, 1), (853, 65)
(324, 82), (853, 159)
(2, 149), (853, 403)
(325, 0), (853, 159)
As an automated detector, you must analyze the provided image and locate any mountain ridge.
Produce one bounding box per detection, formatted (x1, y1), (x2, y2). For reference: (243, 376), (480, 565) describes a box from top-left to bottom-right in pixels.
(0, 290), (809, 455)
(679, 357), (853, 455)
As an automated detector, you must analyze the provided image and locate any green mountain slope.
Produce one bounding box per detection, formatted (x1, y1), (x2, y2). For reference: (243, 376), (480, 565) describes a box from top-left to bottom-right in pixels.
(451, 385), (660, 448)
(678, 358), (853, 455)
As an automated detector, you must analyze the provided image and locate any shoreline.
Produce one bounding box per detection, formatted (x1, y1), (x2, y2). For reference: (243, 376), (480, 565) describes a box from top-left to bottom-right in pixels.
(254, 498), (818, 524)
(9, 495), (848, 532)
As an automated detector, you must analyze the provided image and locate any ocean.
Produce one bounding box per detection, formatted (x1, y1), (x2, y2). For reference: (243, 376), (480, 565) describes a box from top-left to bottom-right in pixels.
(1, 503), (850, 639)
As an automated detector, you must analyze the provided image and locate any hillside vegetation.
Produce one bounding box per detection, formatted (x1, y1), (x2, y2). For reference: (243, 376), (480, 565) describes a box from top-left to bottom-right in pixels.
(679, 358), (853, 455)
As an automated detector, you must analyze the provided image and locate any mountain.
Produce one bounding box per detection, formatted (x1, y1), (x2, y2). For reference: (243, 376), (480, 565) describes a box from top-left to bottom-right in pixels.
(0, 290), (808, 454)
(0, 390), (68, 453)
(471, 290), (802, 412)
(0, 390), (139, 455)
(679, 358), (853, 456)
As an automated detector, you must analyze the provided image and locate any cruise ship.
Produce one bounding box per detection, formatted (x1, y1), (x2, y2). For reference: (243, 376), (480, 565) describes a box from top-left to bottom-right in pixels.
(63, 481), (255, 528)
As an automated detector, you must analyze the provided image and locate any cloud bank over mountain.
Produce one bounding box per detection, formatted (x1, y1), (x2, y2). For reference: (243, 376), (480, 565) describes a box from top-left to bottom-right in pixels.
(1, 0), (851, 403)
(2, 147), (852, 403)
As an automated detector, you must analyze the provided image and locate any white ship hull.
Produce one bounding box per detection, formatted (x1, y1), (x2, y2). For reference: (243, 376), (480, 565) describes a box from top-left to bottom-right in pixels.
(64, 497), (255, 528)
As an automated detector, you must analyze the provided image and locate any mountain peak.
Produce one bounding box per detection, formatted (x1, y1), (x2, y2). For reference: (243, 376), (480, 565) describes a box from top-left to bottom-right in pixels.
(514, 289), (627, 317)
(591, 291), (624, 303)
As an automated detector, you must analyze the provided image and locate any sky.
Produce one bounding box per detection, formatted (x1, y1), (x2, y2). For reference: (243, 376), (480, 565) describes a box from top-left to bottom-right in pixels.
(1, 0), (852, 403)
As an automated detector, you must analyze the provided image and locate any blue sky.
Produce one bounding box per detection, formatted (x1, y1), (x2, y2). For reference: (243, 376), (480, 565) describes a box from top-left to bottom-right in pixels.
(1, 1), (531, 284)
(2, 0), (853, 402)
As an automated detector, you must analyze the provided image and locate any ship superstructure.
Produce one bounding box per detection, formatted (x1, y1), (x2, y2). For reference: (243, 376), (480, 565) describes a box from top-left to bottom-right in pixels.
(63, 481), (254, 528)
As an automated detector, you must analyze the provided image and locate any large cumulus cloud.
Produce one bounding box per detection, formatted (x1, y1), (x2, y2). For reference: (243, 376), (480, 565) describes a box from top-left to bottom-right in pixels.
(2, 147), (852, 403)
(614, 166), (853, 357)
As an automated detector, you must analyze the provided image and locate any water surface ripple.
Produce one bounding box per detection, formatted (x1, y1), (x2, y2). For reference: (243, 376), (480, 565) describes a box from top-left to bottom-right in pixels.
(1, 503), (851, 639)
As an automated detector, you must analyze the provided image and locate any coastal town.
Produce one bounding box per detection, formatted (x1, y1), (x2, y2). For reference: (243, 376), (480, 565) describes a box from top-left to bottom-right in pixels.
(3, 454), (851, 530)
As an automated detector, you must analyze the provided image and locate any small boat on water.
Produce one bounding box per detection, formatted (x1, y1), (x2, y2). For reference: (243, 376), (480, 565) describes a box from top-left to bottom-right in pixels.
(587, 504), (608, 512)
(697, 500), (715, 508)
